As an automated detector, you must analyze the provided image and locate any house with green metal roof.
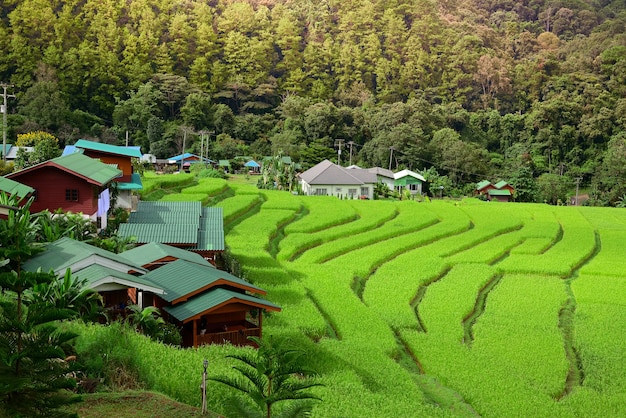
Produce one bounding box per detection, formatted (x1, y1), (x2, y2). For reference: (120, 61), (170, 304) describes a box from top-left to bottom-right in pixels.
(22, 237), (163, 311)
(475, 180), (515, 202)
(72, 139), (144, 210)
(117, 201), (224, 265)
(141, 259), (281, 347)
(5, 152), (121, 224)
(0, 176), (34, 200)
(120, 242), (213, 270)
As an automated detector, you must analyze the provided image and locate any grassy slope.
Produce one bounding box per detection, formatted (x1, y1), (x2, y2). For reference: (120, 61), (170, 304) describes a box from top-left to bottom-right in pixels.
(73, 174), (626, 417)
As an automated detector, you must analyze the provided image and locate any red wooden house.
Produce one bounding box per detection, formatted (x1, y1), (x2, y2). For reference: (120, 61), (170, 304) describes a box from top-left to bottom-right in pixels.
(5, 152), (121, 221)
(73, 139), (143, 210)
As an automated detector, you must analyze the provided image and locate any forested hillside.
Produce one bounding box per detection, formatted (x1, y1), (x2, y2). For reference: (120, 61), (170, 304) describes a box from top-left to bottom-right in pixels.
(1, 0), (626, 204)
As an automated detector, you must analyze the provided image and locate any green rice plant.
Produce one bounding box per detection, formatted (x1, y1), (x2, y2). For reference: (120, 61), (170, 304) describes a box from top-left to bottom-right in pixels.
(578, 229), (626, 277)
(363, 255), (448, 330)
(283, 196), (358, 234)
(420, 204), (523, 258)
(215, 194), (263, 226)
(444, 230), (525, 264)
(258, 189), (303, 210)
(294, 203), (445, 265)
(496, 209), (596, 277)
(402, 274), (569, 417)
(277, 200), (398, 263)
(509, 237), (555, 254)
(179, 178), (229, 196)
(226, 209), (297, 269)
(572, 274), (626, 399)
(159, 193), (206, 202)
(140, 172), (195, 195)
(416, 264), (497, 341)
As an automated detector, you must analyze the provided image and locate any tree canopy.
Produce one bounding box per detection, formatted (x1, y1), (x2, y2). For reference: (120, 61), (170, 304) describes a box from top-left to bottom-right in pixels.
(1, 0), (626, 204)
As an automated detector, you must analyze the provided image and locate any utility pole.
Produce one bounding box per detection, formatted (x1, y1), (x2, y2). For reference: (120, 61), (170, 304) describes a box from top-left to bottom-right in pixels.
(334, 138), (344, 166)
(574, 177), (582, 206)
(1, 83), (16, 164)
(347, 141), (355, 166)
(388, 146), (396, 170)
(206, 130), (214, 167)
(180, 128), (187, 172)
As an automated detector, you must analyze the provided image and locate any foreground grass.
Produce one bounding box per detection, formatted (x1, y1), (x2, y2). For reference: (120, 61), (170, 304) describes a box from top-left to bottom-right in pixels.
(64, 391), (213, 418)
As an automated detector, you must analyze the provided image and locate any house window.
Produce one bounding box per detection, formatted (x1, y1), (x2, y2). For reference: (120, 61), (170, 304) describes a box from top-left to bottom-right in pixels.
(65, 189), (79, 201)
(314, 188), (328, 196)
(360, 187), (369, 197)
(335, 187), (342, 193)
(348, 188), (357, 197)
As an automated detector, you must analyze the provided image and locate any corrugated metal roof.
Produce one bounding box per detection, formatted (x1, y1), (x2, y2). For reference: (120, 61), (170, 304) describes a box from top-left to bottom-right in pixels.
(141, 259), (264, 302)
(118, 223), (199, 244)
(73, 264), (164, 294)
(117, 173), (144, 191)
(8, 153), (122, 186)
(121, 242), (212, 267)
(488, 189), (512, 196)
(163, 287), (281, 322)
(193, 207), (225, 251)
(52, 153), (122, 184)
(0, 176), (34, 198)
(75, 139), (143, 158)
(136, 201), (202, 214)
(494, 180), (511, 189)
(22, 237), (146, 275)
(121, 201), (224, 250)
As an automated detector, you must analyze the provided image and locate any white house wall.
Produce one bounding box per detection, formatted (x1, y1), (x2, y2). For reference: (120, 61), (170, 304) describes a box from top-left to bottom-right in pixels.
(302, 181), (373, 199)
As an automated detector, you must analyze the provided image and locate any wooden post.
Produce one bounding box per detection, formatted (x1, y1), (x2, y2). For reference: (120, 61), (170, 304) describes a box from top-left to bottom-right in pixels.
(193, 319), (197, 348)
(258, 309), (263, 339)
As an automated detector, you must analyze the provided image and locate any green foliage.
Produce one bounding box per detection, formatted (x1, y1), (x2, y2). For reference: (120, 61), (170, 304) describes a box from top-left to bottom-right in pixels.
(210, 336), (323, 418)
(0, 193), (81, 417)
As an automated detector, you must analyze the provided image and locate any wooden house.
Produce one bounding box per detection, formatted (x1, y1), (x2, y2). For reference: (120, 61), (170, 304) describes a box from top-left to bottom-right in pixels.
(140, 259), (281, 348)
(475, 180), (515, 202)
(73, 140), (144, 210)
(5, 153), (121, 224)
(21, 237), (163, 313)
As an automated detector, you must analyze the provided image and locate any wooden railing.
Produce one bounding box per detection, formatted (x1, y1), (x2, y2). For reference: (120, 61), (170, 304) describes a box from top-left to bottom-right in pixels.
(197, 327), (260, 347)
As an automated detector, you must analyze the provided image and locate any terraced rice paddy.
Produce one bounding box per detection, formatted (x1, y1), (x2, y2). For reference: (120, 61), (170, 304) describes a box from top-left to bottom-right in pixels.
(162, 180), (626, 417)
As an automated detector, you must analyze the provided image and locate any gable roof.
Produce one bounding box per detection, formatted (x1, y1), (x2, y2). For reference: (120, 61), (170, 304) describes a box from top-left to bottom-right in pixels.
(244, 160), (260, 168)
(0, 176), (34, 198)
(168, 153), (204, 162)
(118, 223), (200, 245)
(118, 202), (224, 250)
(488, 189), (512, 196)
(141, 259), (265, 304)
(365, 167), (395, 179)
(7, 152), (122, 186)
(494, 180), (513, 190)
(121, 242), (212, 267)
(299, 160), (377, 185)
(476, 180), (492, 190)
(22, 237), (147, 276)
(394, 169), (426, 182)
(74, 139), (143, 158)
(163, 287), (281, 322)
(73, 264), (165, 294)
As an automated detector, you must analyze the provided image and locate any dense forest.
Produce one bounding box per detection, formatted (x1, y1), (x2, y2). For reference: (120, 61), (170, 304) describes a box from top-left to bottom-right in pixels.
(1, 0), (626, 205)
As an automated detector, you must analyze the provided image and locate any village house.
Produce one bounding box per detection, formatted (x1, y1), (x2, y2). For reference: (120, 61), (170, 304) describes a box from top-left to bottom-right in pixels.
(5, 152), (121, 228)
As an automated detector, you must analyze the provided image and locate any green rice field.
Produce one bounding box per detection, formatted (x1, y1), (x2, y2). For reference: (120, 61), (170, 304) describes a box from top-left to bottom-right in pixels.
(101, 177), (626, 417)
